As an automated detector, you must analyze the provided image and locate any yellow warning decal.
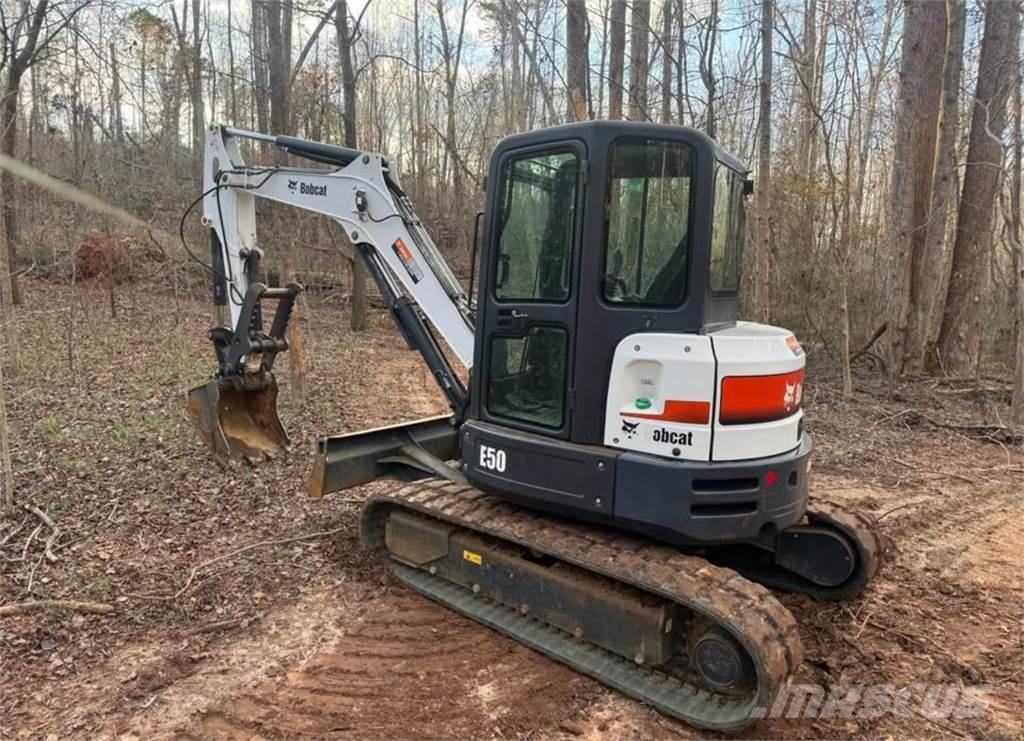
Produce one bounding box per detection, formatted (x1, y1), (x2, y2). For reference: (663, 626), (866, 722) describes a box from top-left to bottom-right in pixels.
(462, 549), (483, 566)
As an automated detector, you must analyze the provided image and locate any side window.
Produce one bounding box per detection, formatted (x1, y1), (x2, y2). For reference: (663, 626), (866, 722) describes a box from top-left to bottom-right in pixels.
(710, 165), (745, 293)
(487, 326), (568, 429)
(603, 140), (693, 306)
(495, 150), (579, 302)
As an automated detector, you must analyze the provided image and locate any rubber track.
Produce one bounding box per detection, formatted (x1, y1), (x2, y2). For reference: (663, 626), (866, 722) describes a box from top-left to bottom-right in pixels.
(361, 479), (804, 732)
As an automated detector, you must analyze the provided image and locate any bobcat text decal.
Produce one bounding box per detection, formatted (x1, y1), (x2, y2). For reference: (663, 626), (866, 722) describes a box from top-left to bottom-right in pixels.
(287, 180), (328, 197)
(652, 427), (693, 446)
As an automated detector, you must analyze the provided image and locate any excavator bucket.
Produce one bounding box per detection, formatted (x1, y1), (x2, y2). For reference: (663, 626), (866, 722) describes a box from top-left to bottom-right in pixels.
(187, 377), (289, 465)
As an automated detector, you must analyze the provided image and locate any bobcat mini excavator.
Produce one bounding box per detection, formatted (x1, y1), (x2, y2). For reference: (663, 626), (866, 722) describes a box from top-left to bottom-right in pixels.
(187, 122), (881, 731)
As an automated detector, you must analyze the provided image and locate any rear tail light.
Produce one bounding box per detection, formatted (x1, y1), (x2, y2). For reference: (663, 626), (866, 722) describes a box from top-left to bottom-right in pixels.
(719, 369), (804, 425)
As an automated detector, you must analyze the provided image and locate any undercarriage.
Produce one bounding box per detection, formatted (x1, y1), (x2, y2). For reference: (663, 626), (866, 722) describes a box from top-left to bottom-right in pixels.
(363, 479), (881, 731)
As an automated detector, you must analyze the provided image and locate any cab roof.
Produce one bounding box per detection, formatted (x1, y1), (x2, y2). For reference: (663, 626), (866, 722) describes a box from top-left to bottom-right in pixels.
(494, 120), (749, 174)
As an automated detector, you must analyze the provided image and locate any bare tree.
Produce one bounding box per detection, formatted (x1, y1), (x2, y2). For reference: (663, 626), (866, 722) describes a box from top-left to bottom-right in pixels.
(697, 0), (717, 136)
(752, 0), (772, 325)
(166, 1), (190, 145)
(265, 0), (292, 137)
(337, 0), (367, 332)
(887, 0), (947, 382)
(796, 0), (817, 173)
(607, 0), (625, 119)
(0, 325), (11, 510)
(628, 0), (650, 120)
(905, 0), (966, 373)
(1010, 48), (1024, 424)
(191, 0), (205, 179)
(938, 0), (1022, 375)
(1, 0), (89, 305)
(436, 0), (471, 202)
(109, 43), (124, 142)
(566, 0), (588, 121)
(251, 0), (269, 131)
(659, 0), (672, 123)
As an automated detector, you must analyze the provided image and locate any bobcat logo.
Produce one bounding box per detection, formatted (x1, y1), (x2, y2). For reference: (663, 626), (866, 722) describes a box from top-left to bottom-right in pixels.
(621, 420), (640, 439)
(287, 179), (298, 191)
(783, 381), (803, 412)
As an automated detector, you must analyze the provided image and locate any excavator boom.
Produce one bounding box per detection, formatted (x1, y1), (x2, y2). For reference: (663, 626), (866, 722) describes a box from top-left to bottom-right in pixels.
(188, 125), (474, 463)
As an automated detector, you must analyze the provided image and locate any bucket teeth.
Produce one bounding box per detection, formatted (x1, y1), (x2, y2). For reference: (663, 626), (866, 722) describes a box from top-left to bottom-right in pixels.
(187, 377), (289, 465)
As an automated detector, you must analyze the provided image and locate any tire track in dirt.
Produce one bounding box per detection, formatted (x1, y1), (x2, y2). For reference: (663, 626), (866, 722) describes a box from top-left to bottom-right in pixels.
(179, 591), (598, 740)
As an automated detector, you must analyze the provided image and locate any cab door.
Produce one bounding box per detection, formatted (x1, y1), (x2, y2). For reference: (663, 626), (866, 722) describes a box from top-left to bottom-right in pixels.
(474, 142), (586, 440)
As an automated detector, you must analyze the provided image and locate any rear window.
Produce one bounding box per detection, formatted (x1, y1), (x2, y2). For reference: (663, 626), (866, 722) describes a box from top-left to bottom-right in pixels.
(710, 165), (746, 293)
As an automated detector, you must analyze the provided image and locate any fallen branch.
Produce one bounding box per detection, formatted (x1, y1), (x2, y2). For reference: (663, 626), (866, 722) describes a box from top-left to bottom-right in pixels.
(877, 501), (917, 521)
(127, 525), (350, 602)
(22, 503), (59, 562)
(850, 322), (888, 362)
(880, 409), (1023, 447)
(22, 503), (54, 529)
(880, 454), (977, 484)
(916, 413), (1023, 446)
(0, 520), (26, 547)
(0, 599), (114, 617)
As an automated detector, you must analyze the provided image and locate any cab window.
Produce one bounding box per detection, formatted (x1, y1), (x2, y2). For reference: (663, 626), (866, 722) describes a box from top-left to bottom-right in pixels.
(603, 139), (693, 306)
(710, 164), (746, 293)
(494, 150), (579, 302)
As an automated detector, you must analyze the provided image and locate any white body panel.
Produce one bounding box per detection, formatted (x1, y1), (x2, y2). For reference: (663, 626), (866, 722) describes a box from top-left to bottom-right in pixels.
(710, 322), (804, 461)
(604, 322), (805, 463)
(603, 333), (716, 461)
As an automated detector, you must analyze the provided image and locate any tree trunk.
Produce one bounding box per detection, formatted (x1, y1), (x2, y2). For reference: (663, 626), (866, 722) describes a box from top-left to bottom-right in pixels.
(226, 0), (237, 123)
(752, 0), (772, 325)
(252, 0), (269, 132)
(1010, 53), (1024, 424)
(109, 43), (124, 142)
(937, 0), (1021, 375)
(265, 1), (305, 406)
(904, 0), (966, 372)
(660, 0), (673, 123)
(0, 321), (12, 510)
(436, 0), (470, 207)
(675, 0), (688, 123)
(0, 0), (50, 306)
(699, 0), (717, 136)
(337, 0), (368, 332)
(628, 0), (650, 120)
(0, 71), (24, 306)
(192, 0), (205, 180)
(608, 0), (626, 120)
(503, 1), (557, 124)
(163, 1), (188, 146)
(886, 0), (947, 383)
(797, 0), (817, 173)
(0, 149), (18, 381)
(566, 0), (588, 122)
(851, 0), (897, 233)
(413, 0), (426, 182)
(266, 1), (291, 137)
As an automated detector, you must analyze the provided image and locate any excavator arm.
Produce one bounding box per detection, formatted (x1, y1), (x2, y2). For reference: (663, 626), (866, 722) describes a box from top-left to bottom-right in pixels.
(188, 125), (475, 463)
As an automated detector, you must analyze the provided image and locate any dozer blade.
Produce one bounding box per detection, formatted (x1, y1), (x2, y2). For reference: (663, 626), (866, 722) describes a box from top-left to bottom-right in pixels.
(308, 415), (460, 497)
(187, 377), (289, 465)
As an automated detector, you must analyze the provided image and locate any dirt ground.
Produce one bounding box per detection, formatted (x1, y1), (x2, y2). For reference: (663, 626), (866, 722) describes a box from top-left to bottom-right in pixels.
(1, 280), (1021, 740)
